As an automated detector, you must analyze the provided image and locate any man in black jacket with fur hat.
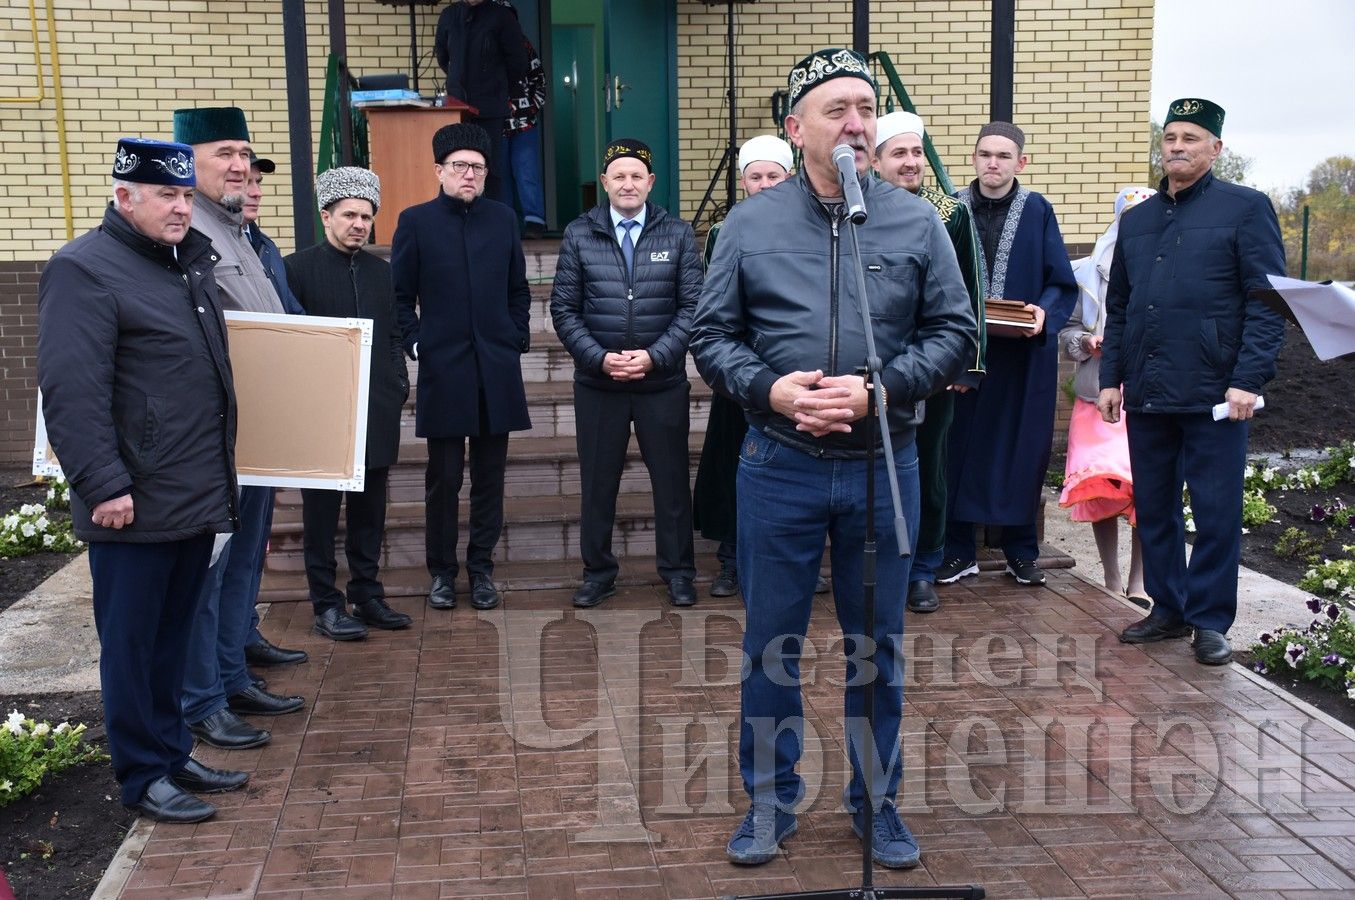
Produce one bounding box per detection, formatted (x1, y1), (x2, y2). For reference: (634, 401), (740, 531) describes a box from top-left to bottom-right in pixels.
(285, 166), (412, 641)
(550, 138), (702, 609)
(392, 123), (532, 613)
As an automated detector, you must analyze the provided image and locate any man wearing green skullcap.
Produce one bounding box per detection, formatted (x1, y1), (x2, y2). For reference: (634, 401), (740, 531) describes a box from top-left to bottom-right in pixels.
(1098, 97), (1287, 667)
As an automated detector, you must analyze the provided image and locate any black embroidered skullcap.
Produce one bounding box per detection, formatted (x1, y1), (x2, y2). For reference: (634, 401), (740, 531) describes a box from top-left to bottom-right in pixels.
(786, 48), (875, 109)
(602, 138), (653, 174)
(111, 138), (196, 186)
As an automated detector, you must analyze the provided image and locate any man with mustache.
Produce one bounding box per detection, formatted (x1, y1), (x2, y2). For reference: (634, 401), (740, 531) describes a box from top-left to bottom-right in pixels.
(938, 121), (1077, 590)
(692, 49), (972, 868)
(871, 111), (986, 614)
(285, 167), (411, 640)
(1098, 98), (1286, 665)
(550, 138), (701, 610)
(172, 107), (304, 753)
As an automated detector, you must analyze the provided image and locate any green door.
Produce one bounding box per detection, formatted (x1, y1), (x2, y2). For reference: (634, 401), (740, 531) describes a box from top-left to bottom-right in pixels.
(549, 24), (598, 224)
(603, 0), (678, 213)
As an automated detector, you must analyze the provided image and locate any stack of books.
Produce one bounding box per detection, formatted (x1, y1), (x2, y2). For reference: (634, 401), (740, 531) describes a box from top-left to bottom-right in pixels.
(984, 299), (1038, 330)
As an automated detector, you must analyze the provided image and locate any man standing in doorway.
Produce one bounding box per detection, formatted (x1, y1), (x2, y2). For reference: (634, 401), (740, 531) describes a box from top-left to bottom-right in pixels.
(1099, 98), (1286, 665)
(872, 111), (986, 614)
(550, 138), (701, 610)
(939, 122), (1076, 589)
(392, 123), (532, 613)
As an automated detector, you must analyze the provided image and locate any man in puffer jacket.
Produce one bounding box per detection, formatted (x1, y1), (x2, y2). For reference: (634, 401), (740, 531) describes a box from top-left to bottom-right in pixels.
(550, 138), (701, 610)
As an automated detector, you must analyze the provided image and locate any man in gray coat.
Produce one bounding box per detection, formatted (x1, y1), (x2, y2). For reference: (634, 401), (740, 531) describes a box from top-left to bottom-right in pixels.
(172, 107), (304, 752)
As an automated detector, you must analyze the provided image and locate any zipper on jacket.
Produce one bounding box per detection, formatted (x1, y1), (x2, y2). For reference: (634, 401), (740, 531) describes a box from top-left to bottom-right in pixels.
(829, 214), (841, 374)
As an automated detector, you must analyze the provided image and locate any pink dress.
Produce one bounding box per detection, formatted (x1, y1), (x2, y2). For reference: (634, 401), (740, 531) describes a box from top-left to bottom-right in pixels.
(1060, 399), (1135, 524)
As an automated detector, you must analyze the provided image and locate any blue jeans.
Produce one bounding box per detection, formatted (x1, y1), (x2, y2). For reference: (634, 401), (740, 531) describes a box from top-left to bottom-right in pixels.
(181, 486), (274, 723)
(737, 427), (919, 812)
(500, 127), (545, 225)
(1128, 411), (1247, 632)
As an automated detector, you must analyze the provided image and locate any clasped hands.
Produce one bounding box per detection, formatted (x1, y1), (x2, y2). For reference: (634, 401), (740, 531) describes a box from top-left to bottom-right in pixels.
(602, 349), (654, 382)
(770, 370), (871, 437)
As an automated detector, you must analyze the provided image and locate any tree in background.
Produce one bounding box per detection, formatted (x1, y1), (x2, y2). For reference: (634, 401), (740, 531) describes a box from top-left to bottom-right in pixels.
(1272, 156), (1355, 282)
(1147, 121), (1252, 185)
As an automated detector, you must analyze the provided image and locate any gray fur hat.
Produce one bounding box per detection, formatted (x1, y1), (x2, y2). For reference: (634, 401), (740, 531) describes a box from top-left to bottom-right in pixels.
(316, 166), (380, 212)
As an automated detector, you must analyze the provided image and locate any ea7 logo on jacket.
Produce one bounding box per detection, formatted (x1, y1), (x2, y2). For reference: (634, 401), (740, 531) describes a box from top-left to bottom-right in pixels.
(649, 251), (671, 262)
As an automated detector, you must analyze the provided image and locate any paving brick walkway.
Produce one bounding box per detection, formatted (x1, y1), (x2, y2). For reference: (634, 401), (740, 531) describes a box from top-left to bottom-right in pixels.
(111, 572), (1355, 898)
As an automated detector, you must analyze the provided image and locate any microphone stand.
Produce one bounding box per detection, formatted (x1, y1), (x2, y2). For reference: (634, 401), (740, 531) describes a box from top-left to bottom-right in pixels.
(723, 173), (984, 900)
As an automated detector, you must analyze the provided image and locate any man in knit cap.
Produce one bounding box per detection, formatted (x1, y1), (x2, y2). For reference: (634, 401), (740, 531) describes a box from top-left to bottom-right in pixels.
(172, 106), (304, 752)
(284, 167), (411, 640)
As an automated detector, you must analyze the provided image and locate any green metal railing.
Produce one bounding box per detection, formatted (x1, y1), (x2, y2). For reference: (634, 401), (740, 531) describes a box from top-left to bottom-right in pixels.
(771, 51), (956, 196)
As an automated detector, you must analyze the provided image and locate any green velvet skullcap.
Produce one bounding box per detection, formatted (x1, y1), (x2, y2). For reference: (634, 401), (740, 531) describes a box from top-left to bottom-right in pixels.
(1164, 97), (1225, 137)
(173, 106), (251, 145)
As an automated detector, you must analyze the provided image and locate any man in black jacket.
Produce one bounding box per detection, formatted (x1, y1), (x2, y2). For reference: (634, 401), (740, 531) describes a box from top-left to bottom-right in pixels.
(38, 138), (249, 823)
(550, 139), (701, 609)
(285, 167), (412, 640)
(392, 123), (532, 613)
(434, 0), (529, 203)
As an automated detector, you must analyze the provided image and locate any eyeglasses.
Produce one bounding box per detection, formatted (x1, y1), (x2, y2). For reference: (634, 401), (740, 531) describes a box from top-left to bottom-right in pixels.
(442, 160), (488, 176)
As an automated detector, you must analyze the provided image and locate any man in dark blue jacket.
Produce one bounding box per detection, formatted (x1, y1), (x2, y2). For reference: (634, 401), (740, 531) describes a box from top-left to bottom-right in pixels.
(38, 138), (248, 823)
(392, 123), (531, 613)
(550, 139), (701, 609)
(1098, 97), (1286, 665)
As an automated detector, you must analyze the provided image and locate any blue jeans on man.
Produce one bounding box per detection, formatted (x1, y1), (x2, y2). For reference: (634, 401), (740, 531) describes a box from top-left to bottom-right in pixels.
(737, 427), (919, 812)
(499, 126), (545, 227)
(181, 486), (274, 724)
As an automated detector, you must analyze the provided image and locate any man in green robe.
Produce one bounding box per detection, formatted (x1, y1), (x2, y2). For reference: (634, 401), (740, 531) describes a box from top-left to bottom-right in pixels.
(873, 111), (986, 613)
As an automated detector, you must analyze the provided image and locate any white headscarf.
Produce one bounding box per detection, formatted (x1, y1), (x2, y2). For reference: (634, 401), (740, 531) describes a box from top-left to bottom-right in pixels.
(1074, 186), (1156, 333)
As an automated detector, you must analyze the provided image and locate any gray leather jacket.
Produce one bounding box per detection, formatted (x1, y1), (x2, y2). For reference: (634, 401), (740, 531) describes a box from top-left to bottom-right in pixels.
(692, 173), (974, 457)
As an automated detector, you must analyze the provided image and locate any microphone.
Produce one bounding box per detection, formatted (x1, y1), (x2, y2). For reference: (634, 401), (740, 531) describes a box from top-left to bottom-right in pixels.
(832, 144), (868, 224)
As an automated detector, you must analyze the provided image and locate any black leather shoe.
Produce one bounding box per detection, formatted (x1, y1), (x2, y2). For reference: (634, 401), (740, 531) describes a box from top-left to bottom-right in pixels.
(172, 758), (249, 794)
(227, 684), (304, 717)
(188, 709), (271, 750)
(352, 597), (413, 630)
(906, 580), (940, 613)
(314, 606), (369, 641)
(244, 636), (309, 667)
(572, 580), (616, 609)
(1193, 628), (1233, 665)
(248, 669), (267, 690)
(667, 577), (697, 608)
(126, 775), (215, 823)
(710, 563), (739, 597)
(1118, 610), (1192, 644)
(428, 575), (457, 610)
(470, 574), (502, 610)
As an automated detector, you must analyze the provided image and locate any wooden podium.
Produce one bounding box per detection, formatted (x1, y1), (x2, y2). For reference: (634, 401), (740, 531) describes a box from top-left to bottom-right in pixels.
(363, 100), (477, 241)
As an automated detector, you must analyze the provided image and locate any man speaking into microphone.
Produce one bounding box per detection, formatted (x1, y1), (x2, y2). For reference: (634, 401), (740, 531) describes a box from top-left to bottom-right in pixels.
(692, 49), (972, 868)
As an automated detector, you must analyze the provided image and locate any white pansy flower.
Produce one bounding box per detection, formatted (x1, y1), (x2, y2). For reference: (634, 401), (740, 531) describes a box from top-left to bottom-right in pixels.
(34, 516), (47, 531)
(20, 522), (35, 538)
(54, 722), (70, 734)
(42, 534), (53, 547)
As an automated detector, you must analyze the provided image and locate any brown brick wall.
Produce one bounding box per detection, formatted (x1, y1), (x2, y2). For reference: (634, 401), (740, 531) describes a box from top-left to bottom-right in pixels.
(0, 261), (42, 466)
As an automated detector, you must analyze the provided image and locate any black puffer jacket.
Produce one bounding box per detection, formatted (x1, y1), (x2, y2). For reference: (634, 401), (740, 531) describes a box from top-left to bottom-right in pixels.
(549, 202), (701, 392)
(38, 206), (239, 542)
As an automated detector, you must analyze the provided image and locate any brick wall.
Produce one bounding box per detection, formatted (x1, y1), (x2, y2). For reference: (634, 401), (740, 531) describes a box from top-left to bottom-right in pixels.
(0, 261), (42, 466)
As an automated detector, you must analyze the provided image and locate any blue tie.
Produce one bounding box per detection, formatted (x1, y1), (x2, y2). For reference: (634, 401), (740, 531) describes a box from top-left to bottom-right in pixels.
(621, 219), (638, 276)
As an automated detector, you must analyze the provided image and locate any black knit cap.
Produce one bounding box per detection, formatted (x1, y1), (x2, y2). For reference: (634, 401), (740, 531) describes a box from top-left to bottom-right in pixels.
(432, 122), (492, 164)
(602, 138), (653, 174)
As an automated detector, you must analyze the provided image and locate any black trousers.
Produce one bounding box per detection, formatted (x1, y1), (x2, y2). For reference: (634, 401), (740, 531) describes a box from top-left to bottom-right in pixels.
(425, 425), (510, 581)
(575, 380), (695, 583)
(87, 535), (213, 805)
(301, 466), (389, 613)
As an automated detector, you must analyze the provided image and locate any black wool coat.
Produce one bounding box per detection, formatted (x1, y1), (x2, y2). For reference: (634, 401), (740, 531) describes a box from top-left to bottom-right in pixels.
(283, 241), (410, 470)
(391, 191), (531, 439)
(434, 0), (529, 119)
(38, 207), (239, 543)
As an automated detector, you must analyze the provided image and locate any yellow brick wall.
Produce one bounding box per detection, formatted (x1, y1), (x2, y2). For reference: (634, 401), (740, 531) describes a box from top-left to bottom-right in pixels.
(675, 0), (1153, 241)
(0, 0), (1150, 263)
